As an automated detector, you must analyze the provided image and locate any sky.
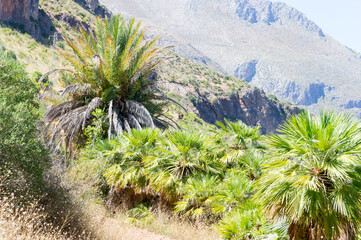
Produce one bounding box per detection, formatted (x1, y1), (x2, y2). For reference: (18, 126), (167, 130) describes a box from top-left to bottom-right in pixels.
(271, 0), (361, 53)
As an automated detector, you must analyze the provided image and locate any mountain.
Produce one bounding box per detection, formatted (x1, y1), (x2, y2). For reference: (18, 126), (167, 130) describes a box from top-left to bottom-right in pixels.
(100, 0), (361, 118)
(0, 0), (299, 133)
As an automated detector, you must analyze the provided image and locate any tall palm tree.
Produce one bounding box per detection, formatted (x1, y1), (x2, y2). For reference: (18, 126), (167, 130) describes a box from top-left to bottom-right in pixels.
(256, 111), (361, 240)
(44, 15), (170, 149)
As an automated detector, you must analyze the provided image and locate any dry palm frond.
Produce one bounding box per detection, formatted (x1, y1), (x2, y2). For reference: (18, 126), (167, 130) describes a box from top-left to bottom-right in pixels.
(82, 97), (103, 130)
(45, 101), (84, 127)
(122, 116), (131, 133)
(126, 100), (155, 128)
(112, 108), (123, 136)
(38, 69), (74, 83)
(127, 113), (142, 129)
(108, 100), (114, 139)
(60, 84), (80, 97)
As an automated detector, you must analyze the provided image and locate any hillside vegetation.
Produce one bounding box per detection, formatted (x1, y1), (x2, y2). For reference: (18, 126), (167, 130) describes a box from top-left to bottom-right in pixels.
(2, 1), (361, 240)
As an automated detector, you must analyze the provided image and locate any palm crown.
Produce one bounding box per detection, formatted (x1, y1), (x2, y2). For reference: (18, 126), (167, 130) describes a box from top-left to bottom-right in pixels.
(45, 14), (169, 150)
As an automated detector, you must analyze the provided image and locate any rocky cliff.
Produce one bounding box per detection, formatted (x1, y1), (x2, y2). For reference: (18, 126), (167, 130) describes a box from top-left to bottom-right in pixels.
(0, 0), (39, 34)
(159, 52), (300, 133)
(0, 0), (300, 133)
(192, 86), (299, 133)
(235, 0), (324, 36)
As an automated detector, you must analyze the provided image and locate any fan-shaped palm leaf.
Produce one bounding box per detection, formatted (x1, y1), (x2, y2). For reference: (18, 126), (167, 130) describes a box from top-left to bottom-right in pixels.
(256, 111), (361, 239)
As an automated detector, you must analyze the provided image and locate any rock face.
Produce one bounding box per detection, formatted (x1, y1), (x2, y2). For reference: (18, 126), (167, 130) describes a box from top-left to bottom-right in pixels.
(0, 0), (39, 34)
(192, 86), (299, 133)
(85, 0), (99, 11)
(234, 60), (258, 82)
(236, 0), (324, 36)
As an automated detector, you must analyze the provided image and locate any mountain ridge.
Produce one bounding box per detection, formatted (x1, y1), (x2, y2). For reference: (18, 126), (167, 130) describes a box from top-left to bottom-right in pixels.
(100, 0), (361, 118)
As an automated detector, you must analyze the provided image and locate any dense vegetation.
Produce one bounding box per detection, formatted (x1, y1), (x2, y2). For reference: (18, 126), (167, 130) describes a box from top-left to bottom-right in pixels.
(73, 110), (361, 239)
(0, 49), (48, 195)
(3, 9), (361, 240)
(0, 48), (90, 240)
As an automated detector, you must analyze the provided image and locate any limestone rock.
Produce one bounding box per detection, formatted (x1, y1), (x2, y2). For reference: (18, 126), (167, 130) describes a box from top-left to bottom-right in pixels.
(191, 86), (300, 133)
(234, 60), (258, 82)
(235, 0), (324, 36)
(0, 0), (39, 34)
(85, 0), (99, 12)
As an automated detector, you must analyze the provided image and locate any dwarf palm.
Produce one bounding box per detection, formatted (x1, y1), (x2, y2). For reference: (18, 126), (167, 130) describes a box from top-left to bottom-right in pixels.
(241, 150), (265, 180)
(256, 111), (361, 240)
(210, 172), (254, 215)
(216, 119), (263, 167)
(175, 172), (254, 221)
(145, 130), (221, 197)
(174, 175), (220, 220)
(104, 128), (161, 190)
(214, 202), (267, 240)
(45, 15), (169, 149)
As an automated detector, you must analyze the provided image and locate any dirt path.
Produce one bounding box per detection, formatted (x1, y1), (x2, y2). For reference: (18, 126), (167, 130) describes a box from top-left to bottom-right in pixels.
(92, 216), (172, 240)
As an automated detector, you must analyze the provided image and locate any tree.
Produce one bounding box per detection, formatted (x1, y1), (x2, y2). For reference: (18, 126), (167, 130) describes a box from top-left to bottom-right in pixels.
(256, 111), (361, 239)
(45, 14), (170, 150)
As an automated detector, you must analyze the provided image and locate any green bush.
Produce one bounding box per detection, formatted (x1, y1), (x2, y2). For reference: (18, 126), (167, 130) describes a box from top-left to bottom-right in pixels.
(5, 50), (17, 60)
(56, 41), (65, 49)
(0, 52), (48, 195)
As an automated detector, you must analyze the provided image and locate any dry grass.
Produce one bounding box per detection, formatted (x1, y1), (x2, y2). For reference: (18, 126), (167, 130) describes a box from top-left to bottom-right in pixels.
(78, 200), (219, 240)
(0, 193), (90, 240)
(127, 212), (220, 240)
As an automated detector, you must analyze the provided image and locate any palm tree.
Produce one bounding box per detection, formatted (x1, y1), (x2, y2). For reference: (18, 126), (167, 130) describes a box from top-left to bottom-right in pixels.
(214, 202), (267, 240)
(256, 111), (361, 240)
(216, 120), (264, 173)
(105, 128), (160, 190)
(44, 15), (171, 149)
(145, 129), (222, 197)
(174, 174), (220, 220)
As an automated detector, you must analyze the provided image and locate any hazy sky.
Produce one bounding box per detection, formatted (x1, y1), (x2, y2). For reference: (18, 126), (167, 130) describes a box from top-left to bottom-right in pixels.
(272, 0), (361, 53)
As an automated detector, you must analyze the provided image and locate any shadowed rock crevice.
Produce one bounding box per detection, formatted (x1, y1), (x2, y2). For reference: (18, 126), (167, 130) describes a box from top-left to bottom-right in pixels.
(73, 0), (111, 18)
(300, 82), (326, 106)
(343, 100), (361, 109)
(277, 81), (329, 107)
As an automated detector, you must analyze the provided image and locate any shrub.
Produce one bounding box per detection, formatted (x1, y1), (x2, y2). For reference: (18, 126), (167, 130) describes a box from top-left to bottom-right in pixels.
(0, 52), (48, 195)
